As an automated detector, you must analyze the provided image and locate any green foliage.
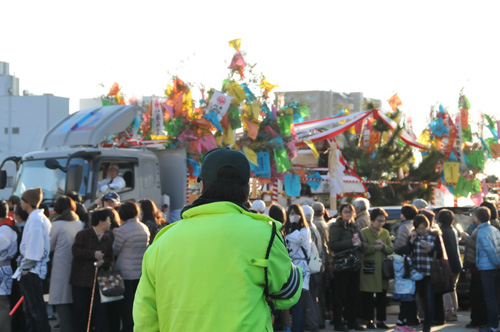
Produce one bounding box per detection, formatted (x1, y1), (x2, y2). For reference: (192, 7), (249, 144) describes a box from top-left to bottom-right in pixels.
(341, 110), (442, 206)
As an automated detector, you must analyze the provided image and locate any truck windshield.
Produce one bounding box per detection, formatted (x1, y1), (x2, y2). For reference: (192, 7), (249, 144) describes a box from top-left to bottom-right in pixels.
(13, 158), (89, 204)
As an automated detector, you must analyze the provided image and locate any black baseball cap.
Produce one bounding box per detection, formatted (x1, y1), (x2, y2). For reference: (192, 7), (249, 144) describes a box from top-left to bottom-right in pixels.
(197, 148), (250, 185)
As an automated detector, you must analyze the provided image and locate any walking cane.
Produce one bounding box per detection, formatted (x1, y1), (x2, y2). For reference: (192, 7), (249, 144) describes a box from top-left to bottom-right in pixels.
(87, 262), (99, 332)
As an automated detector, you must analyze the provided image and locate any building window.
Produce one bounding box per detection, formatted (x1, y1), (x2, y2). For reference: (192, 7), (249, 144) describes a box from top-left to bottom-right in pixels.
(4, 128), (20, 134)
(6, 176), (13, 188)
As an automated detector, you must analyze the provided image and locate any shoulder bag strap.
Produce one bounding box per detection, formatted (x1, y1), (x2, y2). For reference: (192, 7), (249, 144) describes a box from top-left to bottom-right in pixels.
(439, 235), (448, 260)
(300, 246), (309, 261)
(264, 221), (277, 315)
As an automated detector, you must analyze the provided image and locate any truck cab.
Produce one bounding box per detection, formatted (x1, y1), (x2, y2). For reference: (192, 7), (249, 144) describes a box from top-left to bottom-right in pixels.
(0, 105), (187, 218)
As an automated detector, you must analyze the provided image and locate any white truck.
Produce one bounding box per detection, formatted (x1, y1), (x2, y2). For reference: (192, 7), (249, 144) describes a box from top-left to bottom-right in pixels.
(0, 105), (188, 221)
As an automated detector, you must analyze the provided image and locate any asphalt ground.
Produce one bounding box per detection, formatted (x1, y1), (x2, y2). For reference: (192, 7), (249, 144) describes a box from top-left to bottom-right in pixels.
(318, 305), (475, 332)
(47, 305), (475, 331)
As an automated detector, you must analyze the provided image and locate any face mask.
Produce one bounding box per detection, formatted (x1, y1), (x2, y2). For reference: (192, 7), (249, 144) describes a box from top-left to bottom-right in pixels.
(290, 215), (300, 223)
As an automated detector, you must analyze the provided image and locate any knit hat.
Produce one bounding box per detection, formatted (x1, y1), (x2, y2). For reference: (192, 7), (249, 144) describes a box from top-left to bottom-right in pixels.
(197, 148), (250, 185)
(22, 187), (43, 208)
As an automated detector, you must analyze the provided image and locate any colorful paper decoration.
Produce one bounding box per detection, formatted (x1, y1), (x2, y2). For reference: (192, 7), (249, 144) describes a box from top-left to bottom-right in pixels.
(443, 162), (460, 183)
(228, 38), (241, 50)
(304, 140), (319, 159)
(187, 159), (201, 177)
(102, 99), (114, 106)
(460, 109), (468, 129)
(151, 99), (164, 136)
(199, 135), (218, 152)
(243, 119), (259, 140)
(206, 90), (234, 121)
(429, 118), (449, 137)
(455, 176), (472, 197)
(284, 173), (301, 197)
(299, 105), (310, 119)
(240, 83), (257, 103)
(306, 172), (322, 191)
(242, 146), (258, 166)
(387, 93), (402, 111)
(261, 102), (274, 119)
(108, 82), (120, 96)
(459, 95), (471, 110)
(228, 50), (247, 78)
(465, 150), (485, 171)
(223, 123), (235, 145)
(278, 114), (293, 137)
(224, 82), (246, 104)
(260, 78), (278, 99)
(251, 152), (271, 178)
(490, 144), (500, 158)
(274, 148), (291, 173)
(202, 112), (223, 132)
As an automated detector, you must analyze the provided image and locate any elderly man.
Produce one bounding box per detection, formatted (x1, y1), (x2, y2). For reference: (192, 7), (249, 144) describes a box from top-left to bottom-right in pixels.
(353, 197), (371, 230)
(98, 164), (126, 192)
(133, 148), (302, 331)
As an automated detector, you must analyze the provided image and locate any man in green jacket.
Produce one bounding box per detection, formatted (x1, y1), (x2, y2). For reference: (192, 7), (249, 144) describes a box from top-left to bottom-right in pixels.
(133, 148), (302, 332)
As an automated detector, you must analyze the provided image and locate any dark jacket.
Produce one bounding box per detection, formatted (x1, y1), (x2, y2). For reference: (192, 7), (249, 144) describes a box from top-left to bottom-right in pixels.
(70, 228), (113, 288)
(329, 218), (364, 269)
(440, 225), (462, 274)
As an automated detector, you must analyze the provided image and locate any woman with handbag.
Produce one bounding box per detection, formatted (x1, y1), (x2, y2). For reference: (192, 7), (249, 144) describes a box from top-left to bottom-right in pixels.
(359, 208), (394, 330)
(113, 201), (150, 332)
(329, 203), (364, 332)
(283, 204), (319, 332)
(70, 208), (114, 332)
(399, 215), (443, 332)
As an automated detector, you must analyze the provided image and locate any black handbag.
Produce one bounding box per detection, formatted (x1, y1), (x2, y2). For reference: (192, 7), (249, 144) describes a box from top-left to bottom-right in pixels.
(332, 248), (360, 272)
(431, 235), (453, 294)
(382, 256), (395, 280)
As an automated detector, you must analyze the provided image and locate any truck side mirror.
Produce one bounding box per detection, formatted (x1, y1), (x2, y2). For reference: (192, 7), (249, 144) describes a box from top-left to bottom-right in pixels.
(45, 159), (64, 171)
(66, 164), (83, 193)
(0, 170), (6, 189)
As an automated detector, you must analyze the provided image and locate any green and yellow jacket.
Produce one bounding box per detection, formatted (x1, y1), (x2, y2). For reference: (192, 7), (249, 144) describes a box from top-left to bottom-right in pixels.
(133, 200), (302, 332)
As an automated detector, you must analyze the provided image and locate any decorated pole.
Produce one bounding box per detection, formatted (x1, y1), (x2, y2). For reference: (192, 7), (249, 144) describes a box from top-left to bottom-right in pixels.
(272, 180), (279, 203)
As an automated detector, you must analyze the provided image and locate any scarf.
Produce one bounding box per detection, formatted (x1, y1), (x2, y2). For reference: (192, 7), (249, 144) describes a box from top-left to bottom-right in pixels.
(0, 217), (15, 227)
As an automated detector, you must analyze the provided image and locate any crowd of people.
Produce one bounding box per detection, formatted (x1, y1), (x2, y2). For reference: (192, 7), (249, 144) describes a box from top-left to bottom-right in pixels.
(260, 197), (500, 332)
(0, 189), (166, 332)
(1, 148), (500, 332)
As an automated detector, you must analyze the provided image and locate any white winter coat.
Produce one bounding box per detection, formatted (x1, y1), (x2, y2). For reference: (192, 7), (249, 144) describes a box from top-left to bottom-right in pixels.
(285, 227), (312, 290)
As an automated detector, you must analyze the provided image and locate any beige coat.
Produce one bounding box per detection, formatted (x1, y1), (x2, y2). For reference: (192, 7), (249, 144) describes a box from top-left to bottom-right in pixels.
(49, 213), (83, 304)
